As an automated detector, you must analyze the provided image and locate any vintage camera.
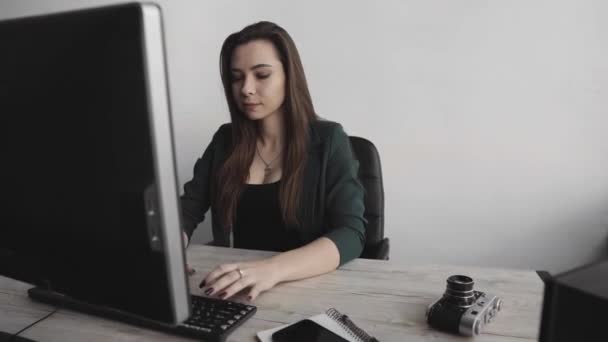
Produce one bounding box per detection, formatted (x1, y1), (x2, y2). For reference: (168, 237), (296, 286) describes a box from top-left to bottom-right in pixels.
(426, 275), (502, 336)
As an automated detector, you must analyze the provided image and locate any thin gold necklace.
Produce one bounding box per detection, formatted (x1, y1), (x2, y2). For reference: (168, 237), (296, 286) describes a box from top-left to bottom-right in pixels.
(256, 145), (282, 176)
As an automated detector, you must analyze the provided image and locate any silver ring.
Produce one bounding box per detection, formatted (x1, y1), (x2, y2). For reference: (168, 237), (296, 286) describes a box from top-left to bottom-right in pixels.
(236, 268), (244, 279)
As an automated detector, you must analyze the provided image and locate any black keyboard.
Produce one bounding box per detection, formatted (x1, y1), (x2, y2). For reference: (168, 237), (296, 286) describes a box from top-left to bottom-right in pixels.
(177, 295), (257, 341)
(27, 287), (256, 342)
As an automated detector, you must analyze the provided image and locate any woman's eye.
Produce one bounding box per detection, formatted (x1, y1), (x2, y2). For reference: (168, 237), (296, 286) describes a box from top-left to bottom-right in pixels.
(230, 75), (242, 82)
(257, 74), (270, 79)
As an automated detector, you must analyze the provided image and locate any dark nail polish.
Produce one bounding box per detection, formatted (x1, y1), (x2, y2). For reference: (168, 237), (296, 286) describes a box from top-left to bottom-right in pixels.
(246, 296), (252, 301)
(204, 288), (213, 295)
(218, 292), (226, 299)
(199, 280), (206, 288)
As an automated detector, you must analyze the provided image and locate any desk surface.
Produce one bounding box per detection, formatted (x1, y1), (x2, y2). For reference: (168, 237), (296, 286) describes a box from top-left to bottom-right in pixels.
(0, 245), (543, 341)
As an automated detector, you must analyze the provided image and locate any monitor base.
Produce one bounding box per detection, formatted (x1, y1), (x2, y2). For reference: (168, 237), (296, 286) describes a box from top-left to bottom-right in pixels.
(27, 287), (175, 332)
(0, 331), (38, 342)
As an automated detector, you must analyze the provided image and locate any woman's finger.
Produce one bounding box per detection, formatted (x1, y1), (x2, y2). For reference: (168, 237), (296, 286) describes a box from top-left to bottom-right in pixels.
(202, 268), (241, 296)
(247, 285), (262, 302)
(216, 271), (252, 299)
(199, 263), (239, 288)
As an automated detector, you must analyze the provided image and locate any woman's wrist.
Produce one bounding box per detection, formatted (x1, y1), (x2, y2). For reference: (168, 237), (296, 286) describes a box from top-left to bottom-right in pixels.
(264, 256), (288, 284)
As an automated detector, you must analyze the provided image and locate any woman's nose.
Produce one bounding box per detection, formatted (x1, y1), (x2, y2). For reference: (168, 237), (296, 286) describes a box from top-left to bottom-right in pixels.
(241, 76), (255, 96)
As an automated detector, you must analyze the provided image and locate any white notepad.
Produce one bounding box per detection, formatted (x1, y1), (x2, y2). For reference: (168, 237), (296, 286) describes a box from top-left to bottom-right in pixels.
(256, 308), (376, 342)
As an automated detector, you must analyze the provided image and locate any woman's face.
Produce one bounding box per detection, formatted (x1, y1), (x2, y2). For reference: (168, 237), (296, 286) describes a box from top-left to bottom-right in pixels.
(230, 39), (286, 121)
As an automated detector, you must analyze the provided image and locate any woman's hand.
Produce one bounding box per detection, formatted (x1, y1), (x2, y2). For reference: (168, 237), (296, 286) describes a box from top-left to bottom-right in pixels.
(199, 259), (282, 302)
(183, 231), (195, 276)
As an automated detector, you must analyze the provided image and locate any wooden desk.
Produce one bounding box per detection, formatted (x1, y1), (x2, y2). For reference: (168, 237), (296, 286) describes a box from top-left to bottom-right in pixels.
(0, 246), (543, 341)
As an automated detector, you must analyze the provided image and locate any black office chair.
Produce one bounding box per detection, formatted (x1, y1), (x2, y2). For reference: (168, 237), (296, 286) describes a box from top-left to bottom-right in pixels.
(349, 136), (390, 260)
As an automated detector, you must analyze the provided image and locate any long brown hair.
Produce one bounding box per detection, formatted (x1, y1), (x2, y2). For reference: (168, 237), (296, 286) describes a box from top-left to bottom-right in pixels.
(216, 21), (317, 230)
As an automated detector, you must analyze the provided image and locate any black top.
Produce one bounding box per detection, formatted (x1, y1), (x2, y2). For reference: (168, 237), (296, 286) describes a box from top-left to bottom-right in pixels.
(233, 181), (301, 252)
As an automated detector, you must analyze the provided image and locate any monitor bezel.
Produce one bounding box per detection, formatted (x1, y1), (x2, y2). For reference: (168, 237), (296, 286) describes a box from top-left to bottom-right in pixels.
(139, 2), (190, 324)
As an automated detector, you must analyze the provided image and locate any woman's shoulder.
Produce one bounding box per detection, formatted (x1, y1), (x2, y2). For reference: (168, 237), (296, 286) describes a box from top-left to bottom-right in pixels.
(208, 123), (232, 144)
(312, 119), (342, 131)
(211, 121), (348, 144)
(311, 119), (348, 143)
(215, 122), (232, 136)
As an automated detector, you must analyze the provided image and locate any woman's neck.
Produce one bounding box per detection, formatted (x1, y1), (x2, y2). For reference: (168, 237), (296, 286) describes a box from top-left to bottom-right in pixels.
(257, 111), (284, 150)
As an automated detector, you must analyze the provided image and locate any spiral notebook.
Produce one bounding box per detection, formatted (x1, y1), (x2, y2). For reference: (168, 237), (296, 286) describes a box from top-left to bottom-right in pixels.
(256, 308), (378, 342)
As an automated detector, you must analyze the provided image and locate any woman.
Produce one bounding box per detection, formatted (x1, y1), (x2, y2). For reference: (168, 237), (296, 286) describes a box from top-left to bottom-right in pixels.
(181, 21), (366, 302)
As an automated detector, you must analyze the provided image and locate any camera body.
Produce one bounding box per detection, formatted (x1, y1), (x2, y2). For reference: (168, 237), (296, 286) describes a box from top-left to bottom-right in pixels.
(426, 275), (502, 336)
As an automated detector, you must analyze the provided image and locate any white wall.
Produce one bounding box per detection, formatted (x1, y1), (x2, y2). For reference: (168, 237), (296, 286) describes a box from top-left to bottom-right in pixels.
(2, 0), (607, 273)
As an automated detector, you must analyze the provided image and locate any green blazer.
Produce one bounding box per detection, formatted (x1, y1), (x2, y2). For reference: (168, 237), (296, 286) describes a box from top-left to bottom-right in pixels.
(180, 120), (366, 265)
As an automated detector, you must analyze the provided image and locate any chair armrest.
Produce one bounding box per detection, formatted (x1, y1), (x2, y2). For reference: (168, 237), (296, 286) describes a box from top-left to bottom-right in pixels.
(360, 238), (390, 260)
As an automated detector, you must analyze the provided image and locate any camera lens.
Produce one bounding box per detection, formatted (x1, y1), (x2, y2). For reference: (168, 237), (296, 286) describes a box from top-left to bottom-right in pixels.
(443, 275), (475, 307)
(447, 275), (474, 291)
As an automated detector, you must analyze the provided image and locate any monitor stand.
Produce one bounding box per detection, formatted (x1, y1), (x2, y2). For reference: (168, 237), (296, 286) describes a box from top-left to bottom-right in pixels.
(0, 331), (38, 342)
(27, 287), (177, 335)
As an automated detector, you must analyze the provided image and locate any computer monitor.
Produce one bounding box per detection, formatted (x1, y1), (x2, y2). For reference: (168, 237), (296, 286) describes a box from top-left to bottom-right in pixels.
(0, 2), (190, 325)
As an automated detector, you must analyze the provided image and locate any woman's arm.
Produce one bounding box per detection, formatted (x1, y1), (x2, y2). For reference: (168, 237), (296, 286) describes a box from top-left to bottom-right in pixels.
(181, 142), (215, 241)
(181, 124), (230, 240)
(321, 123), (367, 265)
(268, 237), (340, 281)
(199, 237), (339, 301)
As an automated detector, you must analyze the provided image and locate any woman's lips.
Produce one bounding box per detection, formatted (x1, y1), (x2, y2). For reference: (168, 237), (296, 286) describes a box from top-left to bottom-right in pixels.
(243, 103), (260, 109)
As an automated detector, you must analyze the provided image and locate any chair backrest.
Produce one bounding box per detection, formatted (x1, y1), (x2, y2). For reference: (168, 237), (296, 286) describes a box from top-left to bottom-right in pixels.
(349, 136), (389, 260)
